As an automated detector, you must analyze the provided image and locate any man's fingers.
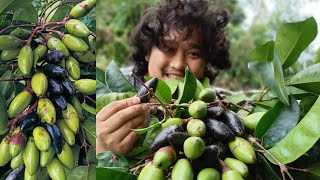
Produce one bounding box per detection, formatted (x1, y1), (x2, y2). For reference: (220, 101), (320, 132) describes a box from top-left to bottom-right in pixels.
(112, 115), (147, 141)
(119, 130), (141, 154)
(96, 97), (141, 122)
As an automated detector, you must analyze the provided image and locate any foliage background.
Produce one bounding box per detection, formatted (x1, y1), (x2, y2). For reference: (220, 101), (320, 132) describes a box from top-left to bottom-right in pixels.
(97, 0), (320, 91)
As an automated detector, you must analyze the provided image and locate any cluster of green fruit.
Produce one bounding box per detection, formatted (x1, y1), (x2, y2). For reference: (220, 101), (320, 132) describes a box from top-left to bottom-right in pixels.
(138, 88), (257, 180)
(0, 0), (96, 179)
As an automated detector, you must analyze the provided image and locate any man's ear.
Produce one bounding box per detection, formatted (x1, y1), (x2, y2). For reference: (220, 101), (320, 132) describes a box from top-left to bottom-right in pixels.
(145, 54), (150, 62)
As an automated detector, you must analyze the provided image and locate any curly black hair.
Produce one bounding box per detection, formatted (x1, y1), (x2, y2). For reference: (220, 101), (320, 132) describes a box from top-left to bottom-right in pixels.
(129, 0), (231, 82)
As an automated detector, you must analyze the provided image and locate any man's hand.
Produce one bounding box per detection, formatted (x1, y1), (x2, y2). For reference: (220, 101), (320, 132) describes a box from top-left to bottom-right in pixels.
(96, 97), (149, 155)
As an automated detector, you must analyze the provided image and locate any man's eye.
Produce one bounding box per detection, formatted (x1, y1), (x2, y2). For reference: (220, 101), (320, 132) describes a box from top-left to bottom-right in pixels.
(162, 47), (175, 52)
(188, 52), (201, 59)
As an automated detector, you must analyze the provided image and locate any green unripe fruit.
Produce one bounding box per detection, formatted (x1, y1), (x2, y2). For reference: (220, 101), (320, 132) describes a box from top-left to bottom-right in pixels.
(34, 44), (47, 59)
(138, 161), (165, 180)
(24, 166), (41, 180)
(222, 169), (243, 180)
(71, 96), (83, 117)
(228, 136), (256, 164)
(57, 120), (75, 145)
(224, 158), (248, 177)
(62, 103), (79, 133)
(9, 28), (31, 39)
(40, 146), (55, 167)
(10, 151), (24, 169)
(172, 158), (193, 180)
(188, 100), (207, 119)
(37, 98), (56, 124)
(18, 45), (33, 76)
(65, 19), (91, 37)
(66, 56), (80, 80)
(183, 136), (205, 159)
(23, 137), (40, 176)
(73, 51), (95, 63)
(33, 126), (51, 151)
(0, 137), (11, 166)
(197, 168), (220, 180)
(153, 146), (177, 170)
(75, 79), (96, 94)
(10, 129), (26, 157)
(8, 90), (32, 118)
(70, 0), (96, 19)
(187, 119), (206, 137)
(31, 72), (48, 96)
(47, 37), (69, 57)
(161, 118), (183, 130)
(243, 112), (266, 131)
(0, 35), (22, 50)
(62, 34), (89, 52)
(199, 88), (216, 103)
(1, 48), (20, 61)
(57, 142), (74, 169)
(46, 158), (67, 180)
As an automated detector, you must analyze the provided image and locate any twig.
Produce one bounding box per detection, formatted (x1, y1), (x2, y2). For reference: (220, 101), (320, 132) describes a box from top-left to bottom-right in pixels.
(80, 124), (96, 166)
(0, 77), (30, 82)
(286, 166), (310, 173)
(0, 24), (36, 34)
(85, 95), (96, 104)
(221, 100), (251, 113)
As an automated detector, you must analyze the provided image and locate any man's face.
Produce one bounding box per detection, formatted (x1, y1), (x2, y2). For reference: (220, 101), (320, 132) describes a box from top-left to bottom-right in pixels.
(145, 29), (206, 80)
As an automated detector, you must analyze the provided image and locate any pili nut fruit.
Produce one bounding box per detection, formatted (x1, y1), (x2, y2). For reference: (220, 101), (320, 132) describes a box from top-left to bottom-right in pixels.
(0, 137), (11, 166)
(34, 44), (47, 60)
(161, 118), (183, 130)
(62, 103), (79, 133)
(45, 123), (63, 154)
(47, 50), (65, 64)
(136, 77), (158, 103)
(150, 125), (183, 152)
(20, 112), (39, 133)
(60, 77), (75, 95)
(62, 34), (89, 52)
(187, 119), (206, 137)
(205, 118), (235, 142)
(243, 112), (266, 131)
(33, 126), (51, 151)
(188, 100), (207, 119)
(207, 106), (225, 119)
(222, 169), (243, 180)
(66, 57), (80, 80)
(43, 64), (68, 77)
(37, 98), (56, 124)
(74, 79), (96, 94)
(0, 35), (23, 50)
(46, 158), (67, 180)
(48, 78), (64, 94)
(47, 37), (70, 57)
(197, 168), (220, 180)
(49, 94), (67, 111)
(172, 158), (193, 180)
(1, 48), (20, 61)
(24, 166), (41, 180)
(69, 0), (96, 19)
(9, 131), (27, 157)
(183, 136), (205, 160)
(31, 72), (48, 96)
(199, 88), (216, 103)
(9, 28), (31, 39)
(23, 137), (40, 176)
(192, 145), (219, 171)
(57, 119), (75, 145)
(224, 157), (248, 177)
(138, 161), (165, 180)
(18, 45), (33, 76)
(57, 142), (74, 170)
(40, 146), (55, 167)
(10, 151), (24, 169)
(228, 136), (256, 164)
(8, 90), (32, 118)
(71, 96), (83, 117)
(221, 110), (245, 136)
(153, 146), (177, 170)
(65, 19), (90, 37)
(73, 51), (95, 63)
(167, 132), (190, 152)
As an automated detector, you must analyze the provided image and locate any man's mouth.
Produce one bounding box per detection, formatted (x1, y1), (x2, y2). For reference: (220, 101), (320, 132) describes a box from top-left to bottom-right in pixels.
(165, 73), (185, 79)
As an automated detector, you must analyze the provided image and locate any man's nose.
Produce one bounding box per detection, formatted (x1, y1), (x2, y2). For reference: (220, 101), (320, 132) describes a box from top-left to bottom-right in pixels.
(170, 51), (186, 70)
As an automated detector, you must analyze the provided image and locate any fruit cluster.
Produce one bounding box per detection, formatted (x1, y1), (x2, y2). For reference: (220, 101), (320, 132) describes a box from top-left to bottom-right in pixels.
(0, 0), (96, 179)
(137, 87), (256, 180)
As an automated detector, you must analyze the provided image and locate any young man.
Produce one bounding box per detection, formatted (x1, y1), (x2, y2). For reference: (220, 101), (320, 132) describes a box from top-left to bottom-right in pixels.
(97, 0), (231, 155)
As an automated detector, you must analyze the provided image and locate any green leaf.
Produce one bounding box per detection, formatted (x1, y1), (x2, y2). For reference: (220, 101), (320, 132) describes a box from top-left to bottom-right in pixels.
(313, 47), (320, 64)
(82, 102), (96, 115)
(96, 92), (135, 112)
(82, 120), (96, 148)
(146, 76), (172, 104)
(0, 94), (8, 135)
(257, 154), (281, 180)
(96, 81), (111, 99)
(47, 3), (70, 22)
(13, 4), (37, 23)
(309, 162), (320, 176)
(0, 0), (14, 14)
(299, 95), (317, 115)
(175, 69), (197, 104)
(106, 61), (136, 93)
(262, 96), (300, 148)
(67, 165), (96, 180)
(264, 96), (320, 164)
(132, 122), (161, 135)
(201, 77), (211, 88)
(0, 70), (14, 99)
(225, 93), (247, 104)
(249, 40), (274, 62)
(96, 68), (106, 85)
(194, 79), (204, 100)
(96, 168), (137, 180)
(248, 51), (289, 105)
(165, 78), (179, 95)
(70, 144), (80, 167)
(97, 151), (129, 171)
(291, 63), (320, 94)
(255, 100), (284, 138)
(275, 17), (317, 69)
